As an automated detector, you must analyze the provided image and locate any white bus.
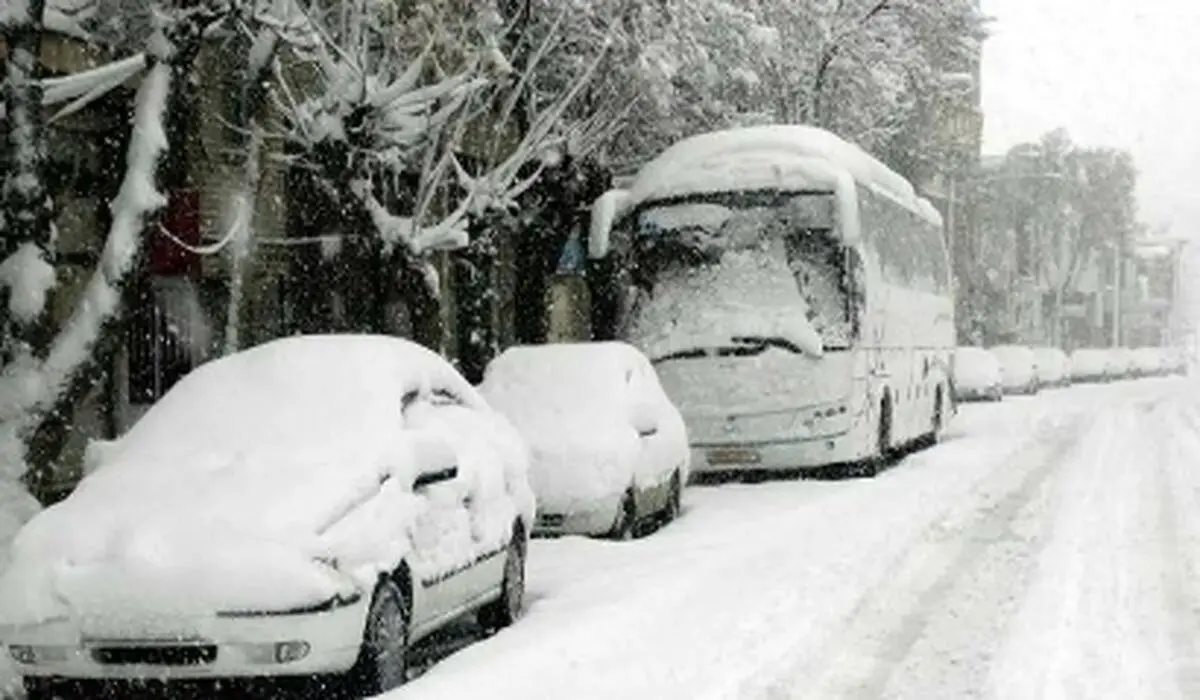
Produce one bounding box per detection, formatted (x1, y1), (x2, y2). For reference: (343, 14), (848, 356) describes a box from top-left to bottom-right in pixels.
(587, 125), (955, 477)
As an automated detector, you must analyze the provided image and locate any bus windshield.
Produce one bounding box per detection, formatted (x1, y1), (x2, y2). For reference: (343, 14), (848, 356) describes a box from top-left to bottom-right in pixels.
(625, 192), (859, 358)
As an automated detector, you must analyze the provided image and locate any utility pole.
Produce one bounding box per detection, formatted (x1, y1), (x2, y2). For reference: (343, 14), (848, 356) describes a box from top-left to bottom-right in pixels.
(1111, 244), (1122, 347)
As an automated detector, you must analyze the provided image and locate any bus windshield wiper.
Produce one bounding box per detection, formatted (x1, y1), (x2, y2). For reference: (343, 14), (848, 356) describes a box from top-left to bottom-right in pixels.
(731, 335), (815, 355)
(652, 336), (821, 363)
(652, 345), (771, 363)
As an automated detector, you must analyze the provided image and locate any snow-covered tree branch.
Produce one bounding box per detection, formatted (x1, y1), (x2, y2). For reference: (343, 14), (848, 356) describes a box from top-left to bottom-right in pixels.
(0, 0), (236, 499)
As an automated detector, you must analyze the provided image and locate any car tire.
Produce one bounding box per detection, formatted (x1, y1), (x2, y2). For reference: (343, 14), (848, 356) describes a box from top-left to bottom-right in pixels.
(930, 388), (944, 444)
(663, 471), (683, 523)
(479, 525), (527, 631)
(23, 678), (108, 700)
(347, 578), (410, 696)
(610, 490), (637, 540)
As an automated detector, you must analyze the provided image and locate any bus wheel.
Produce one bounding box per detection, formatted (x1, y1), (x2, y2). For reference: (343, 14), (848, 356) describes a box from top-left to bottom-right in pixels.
(852, 397), (891, 479)
(931, 388), (945, 445)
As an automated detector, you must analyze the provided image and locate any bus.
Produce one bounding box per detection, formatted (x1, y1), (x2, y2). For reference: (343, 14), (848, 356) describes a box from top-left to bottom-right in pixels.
(587, 125), (955, 477)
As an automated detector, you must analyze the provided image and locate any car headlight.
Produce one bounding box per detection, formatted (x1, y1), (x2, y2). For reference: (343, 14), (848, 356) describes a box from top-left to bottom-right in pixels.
(216, 591), (362, 618)
(9, 644), (69, 665)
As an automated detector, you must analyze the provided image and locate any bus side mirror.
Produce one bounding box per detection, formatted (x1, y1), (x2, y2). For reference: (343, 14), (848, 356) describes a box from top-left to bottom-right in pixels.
(589, 189), (632, 259)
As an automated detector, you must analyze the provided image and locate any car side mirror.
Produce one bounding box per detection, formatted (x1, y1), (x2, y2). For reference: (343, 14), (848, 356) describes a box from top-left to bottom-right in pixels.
(631, 399), (659, 438)
(410, 433), (459, 490)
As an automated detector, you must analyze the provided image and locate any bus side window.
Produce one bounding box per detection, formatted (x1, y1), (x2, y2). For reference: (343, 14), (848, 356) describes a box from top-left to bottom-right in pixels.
(844, 248), (865, 340)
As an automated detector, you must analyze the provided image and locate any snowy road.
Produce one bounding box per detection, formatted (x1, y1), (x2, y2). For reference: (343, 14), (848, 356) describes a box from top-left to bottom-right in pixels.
(390, 377), (1200, 700)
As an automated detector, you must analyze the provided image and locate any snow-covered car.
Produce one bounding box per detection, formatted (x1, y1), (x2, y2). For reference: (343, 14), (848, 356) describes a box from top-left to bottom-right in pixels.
(988, 345), (1040, 395)
(0, 336), (534, 698)
(952, 346), (1003, 402)
(1131, 347), (1166, 377)
(480, 342), (690, 540)
(1164, 346), (1190, 375)
(1068, 348), (1109, 383)
(1032, 347), (1070, 387)
(1106, 347), (1137, 380)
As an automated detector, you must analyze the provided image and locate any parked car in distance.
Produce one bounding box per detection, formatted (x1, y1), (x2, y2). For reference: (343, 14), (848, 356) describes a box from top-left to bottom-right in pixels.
(1106, 347), (1137, 380)
(1068, 348), (1108, 383)
(989, 345), (1040, 395)
(952, 346), (1003, 402)
(0, 336), (534, 699)
(1032, 347), (1070, 388)
(1131, 347), (1166, 377)
(480, 342), (690, 540)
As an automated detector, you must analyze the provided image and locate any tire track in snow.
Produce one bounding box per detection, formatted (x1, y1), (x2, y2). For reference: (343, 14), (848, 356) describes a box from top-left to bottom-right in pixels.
(986, 388), (1186, 699)
(752, 406), (1096, 700)
(1149, 395), (1200, 697)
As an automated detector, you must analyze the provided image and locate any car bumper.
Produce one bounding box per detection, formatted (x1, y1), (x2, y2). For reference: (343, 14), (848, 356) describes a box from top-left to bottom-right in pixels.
(955, 385), (1003, 402)
(4, 597), (368, 681)
(533, 501), (620, 538)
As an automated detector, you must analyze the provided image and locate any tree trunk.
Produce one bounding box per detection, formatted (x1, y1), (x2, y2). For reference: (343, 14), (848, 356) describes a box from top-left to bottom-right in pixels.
(454, 221), (499, 384)
(0, 0), (55, 363)
(17, 2), (223, 502)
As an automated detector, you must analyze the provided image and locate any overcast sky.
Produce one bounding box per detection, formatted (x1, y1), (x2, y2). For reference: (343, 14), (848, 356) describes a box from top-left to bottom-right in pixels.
(981, 0), (1200, 238)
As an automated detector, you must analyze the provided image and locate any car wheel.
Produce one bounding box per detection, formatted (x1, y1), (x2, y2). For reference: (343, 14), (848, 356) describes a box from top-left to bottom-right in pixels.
(347, 578), (410, 695)
(611, 490), (637, 540)
(23, 678), (107, 700)
(931, 388), (944, 443)
(479, 525), (527, 631)
(663, 471), (683, 523)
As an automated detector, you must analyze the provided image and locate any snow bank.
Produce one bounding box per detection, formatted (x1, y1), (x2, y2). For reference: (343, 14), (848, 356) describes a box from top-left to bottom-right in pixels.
(628, 236), (823, 362)
(0, 336), (531, 626)
(480, 343), (685, 514)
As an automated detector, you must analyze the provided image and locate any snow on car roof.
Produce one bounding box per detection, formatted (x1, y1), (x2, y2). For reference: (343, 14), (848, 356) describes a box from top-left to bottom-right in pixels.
(106, 334), (479, 468)
(0, 336), (515, 624)
(624, 125), (939, 226)
(481, 342), (646, 412)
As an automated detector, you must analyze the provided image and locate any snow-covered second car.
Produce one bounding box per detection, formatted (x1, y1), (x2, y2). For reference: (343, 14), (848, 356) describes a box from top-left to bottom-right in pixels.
(0, 336), (534, 698)
(480, 342), (690, 539)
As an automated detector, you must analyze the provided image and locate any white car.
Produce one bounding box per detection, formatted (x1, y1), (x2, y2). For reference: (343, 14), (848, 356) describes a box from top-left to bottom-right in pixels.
(1068, 348), (1109, 383)
(1106, 347), (1137, 380)
(1032, 347), (1070, 387)
(989, 345), (1040, 395)
(1131, 347), (1166, 377)
(480, 342), (690, 539)
(0, 336), (534, 698)
(952, 347), (1003, 402)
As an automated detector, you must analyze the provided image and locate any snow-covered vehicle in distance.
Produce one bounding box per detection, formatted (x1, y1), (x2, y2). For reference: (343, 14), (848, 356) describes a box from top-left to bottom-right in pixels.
(1131, 347), (1167, 377)
(587, 125), (955, 478)
(989, 345), (1039, 395)
(1032, 346), (1070, 387)
(0, 336), (534, 699)
(480, 342), (690, 539)
(952, 346), (1003, 402)
(1068, 348), (1109, 383)
(1106, 347), (1138, 380)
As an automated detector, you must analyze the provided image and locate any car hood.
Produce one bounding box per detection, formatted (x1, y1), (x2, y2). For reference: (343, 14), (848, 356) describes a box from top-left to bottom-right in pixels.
(0, 449), (417, 627)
